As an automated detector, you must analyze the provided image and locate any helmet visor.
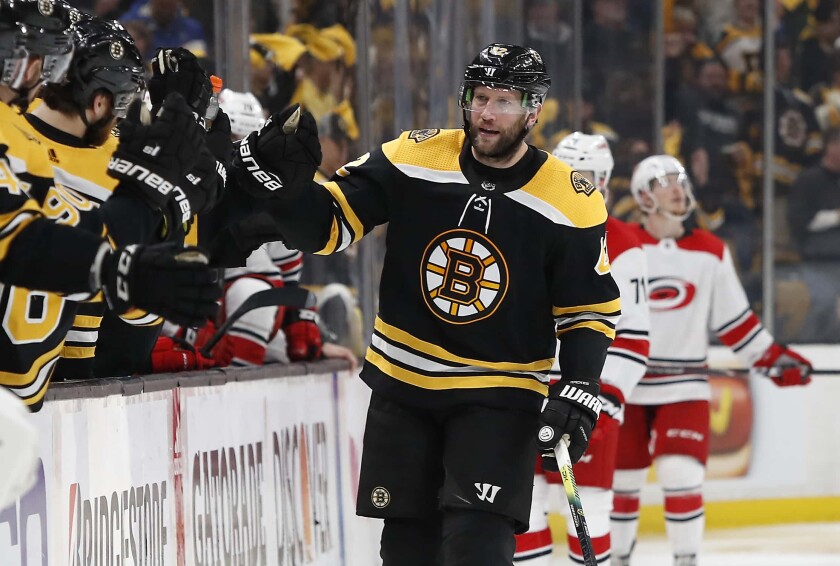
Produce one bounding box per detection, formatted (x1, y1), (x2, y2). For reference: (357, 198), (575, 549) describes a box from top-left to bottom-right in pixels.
(647, 171), (690, 192)
(458, 83), (531, 115)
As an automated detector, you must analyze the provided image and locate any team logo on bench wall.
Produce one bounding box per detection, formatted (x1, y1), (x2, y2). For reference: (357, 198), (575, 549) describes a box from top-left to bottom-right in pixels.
(421, 229), (508, 324)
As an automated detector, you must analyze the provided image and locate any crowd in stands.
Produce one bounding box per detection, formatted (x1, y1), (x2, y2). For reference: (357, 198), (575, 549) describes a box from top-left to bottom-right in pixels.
(62, 0), (840, 357)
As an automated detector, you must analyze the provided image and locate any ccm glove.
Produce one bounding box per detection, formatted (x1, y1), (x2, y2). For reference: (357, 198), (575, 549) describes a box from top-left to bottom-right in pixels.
(537, 379), (601, 468)
(284, 308), (322, 361)
(754, 343), (812, 387)
(148, 47), (212, 119)
(235, 104), (322, 198)
(109, 92), (206, 226)
(94, 243), (222, 328)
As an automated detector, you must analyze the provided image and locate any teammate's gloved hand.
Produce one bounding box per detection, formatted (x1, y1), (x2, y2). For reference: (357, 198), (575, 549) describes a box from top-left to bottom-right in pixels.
(537, 379), (601, 468)
(754, 343), (812, 387)
(96, 243), (221, 328)
(284, 308), (322, 361)
(206, 108), (233, 166)
(109, 92), (206, 224)
(234, 103), (322, 198)
(148, 47), (212, 119)
(180, 145), (225, 219)
(150, 336), (215, 372)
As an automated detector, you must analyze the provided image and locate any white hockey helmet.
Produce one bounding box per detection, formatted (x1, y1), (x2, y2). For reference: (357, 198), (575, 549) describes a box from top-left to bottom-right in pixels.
(630, 154), (696, 221)
(552, 132), (614, 196)
(218, 88), (266, 140)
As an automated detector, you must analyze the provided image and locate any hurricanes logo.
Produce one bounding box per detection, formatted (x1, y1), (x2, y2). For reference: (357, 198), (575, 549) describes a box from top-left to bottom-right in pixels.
(421, 229), (508, 324)
(110, 41), (124, 60)
(648, 276), (696, 311)
(571, 171), (596, 196)
(408, 128), (440, 143)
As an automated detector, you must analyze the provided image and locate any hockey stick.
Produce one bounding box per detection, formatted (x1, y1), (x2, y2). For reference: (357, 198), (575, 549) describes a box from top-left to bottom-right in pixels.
(646, 366), (840, 377)
(555, 437), (598, 566)
(199, 286), (315, 357)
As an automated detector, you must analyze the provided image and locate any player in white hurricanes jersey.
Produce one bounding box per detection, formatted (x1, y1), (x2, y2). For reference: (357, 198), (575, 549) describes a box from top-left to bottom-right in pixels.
(514, 133), (650, 565)
(611, 155), (812, 566)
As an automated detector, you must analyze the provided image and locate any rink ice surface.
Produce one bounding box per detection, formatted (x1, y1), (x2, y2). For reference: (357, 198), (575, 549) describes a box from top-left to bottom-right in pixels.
(547, 523), (840, 565)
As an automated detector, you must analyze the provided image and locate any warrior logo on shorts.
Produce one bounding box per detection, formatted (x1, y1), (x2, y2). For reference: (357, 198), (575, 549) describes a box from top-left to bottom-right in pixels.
(371, 487), (391, 509)
(408, 129), (440, 143)
(421, 228), (508, 324)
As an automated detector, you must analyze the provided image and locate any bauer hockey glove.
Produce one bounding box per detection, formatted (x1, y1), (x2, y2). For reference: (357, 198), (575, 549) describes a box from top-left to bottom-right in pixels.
(109, 92), (206, 227)
(753, 343), (812, 387)
(148, 47), (212, 119)
(95, 242), (222, 328)
(234, 103), (322, 198)
(183, 145), (226, 217)
(284, 308), (323, 361)
(537, 378), (601, 468)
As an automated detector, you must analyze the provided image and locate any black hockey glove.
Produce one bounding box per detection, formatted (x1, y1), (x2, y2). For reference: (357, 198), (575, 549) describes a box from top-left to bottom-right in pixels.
(234, 103), (322, 199)
(148, 47), (212, 119)
(537, 379), (601, 468)
(181, 145), (226, 218)
(95, 243), (222, 328)
(206, 108), (234, 166)
(109, 92), (206, 227)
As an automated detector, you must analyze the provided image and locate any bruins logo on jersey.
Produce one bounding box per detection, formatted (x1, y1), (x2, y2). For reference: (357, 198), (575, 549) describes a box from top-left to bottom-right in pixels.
(408, 129), (440, 143)
(421, 229), (508, 324)
(571, 171), (596, 196)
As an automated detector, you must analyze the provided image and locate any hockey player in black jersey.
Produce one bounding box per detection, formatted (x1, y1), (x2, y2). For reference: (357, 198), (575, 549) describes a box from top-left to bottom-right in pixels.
(0, 1), (221, 408)
(230, 43), (620, 565)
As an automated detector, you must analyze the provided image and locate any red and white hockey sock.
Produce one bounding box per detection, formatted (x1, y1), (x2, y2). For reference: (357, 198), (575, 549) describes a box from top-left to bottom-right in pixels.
(611, 468), (647, 562)
(566, 486), (612, 564)
(514, 474), (553, 564)
(657, 455), (705, 559)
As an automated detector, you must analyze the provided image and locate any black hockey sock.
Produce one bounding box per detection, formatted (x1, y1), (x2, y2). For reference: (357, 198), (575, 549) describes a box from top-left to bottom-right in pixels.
(441, 508), (516, 565)
(380, 515), (443, 566)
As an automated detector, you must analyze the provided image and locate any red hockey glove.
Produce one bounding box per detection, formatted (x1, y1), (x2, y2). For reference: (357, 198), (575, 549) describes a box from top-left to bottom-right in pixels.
(537, 378), (601, 468)
(754, 343), (812, 387)
(150, 336), (215, 372)
(284, 308), (322, 361)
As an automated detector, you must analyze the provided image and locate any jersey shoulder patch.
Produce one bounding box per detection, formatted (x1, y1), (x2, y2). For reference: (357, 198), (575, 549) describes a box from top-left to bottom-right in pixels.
(382, 129), (466, 177)
(513, 153), (607, 228)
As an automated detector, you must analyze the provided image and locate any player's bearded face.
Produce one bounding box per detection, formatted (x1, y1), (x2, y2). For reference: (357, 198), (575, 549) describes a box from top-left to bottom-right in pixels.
(467, 87), (532, 161)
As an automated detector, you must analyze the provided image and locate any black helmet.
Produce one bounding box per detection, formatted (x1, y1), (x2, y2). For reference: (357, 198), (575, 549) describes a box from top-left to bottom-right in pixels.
(68, 16), (144, 118)
(459, 43), (551, 111)
(0, 0), (78, 86)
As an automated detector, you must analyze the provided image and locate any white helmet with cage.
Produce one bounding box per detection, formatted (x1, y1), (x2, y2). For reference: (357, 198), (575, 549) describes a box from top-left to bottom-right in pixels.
(218, 88), (266, 140)
(553, 132), (614, 197)
(630, 154), (696, 221)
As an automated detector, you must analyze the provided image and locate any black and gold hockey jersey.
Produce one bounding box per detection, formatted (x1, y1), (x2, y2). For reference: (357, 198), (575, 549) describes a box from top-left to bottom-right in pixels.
(18, 114), (163, 380)
(261, 128), (620, 412)
(0, 102), (73, 408)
